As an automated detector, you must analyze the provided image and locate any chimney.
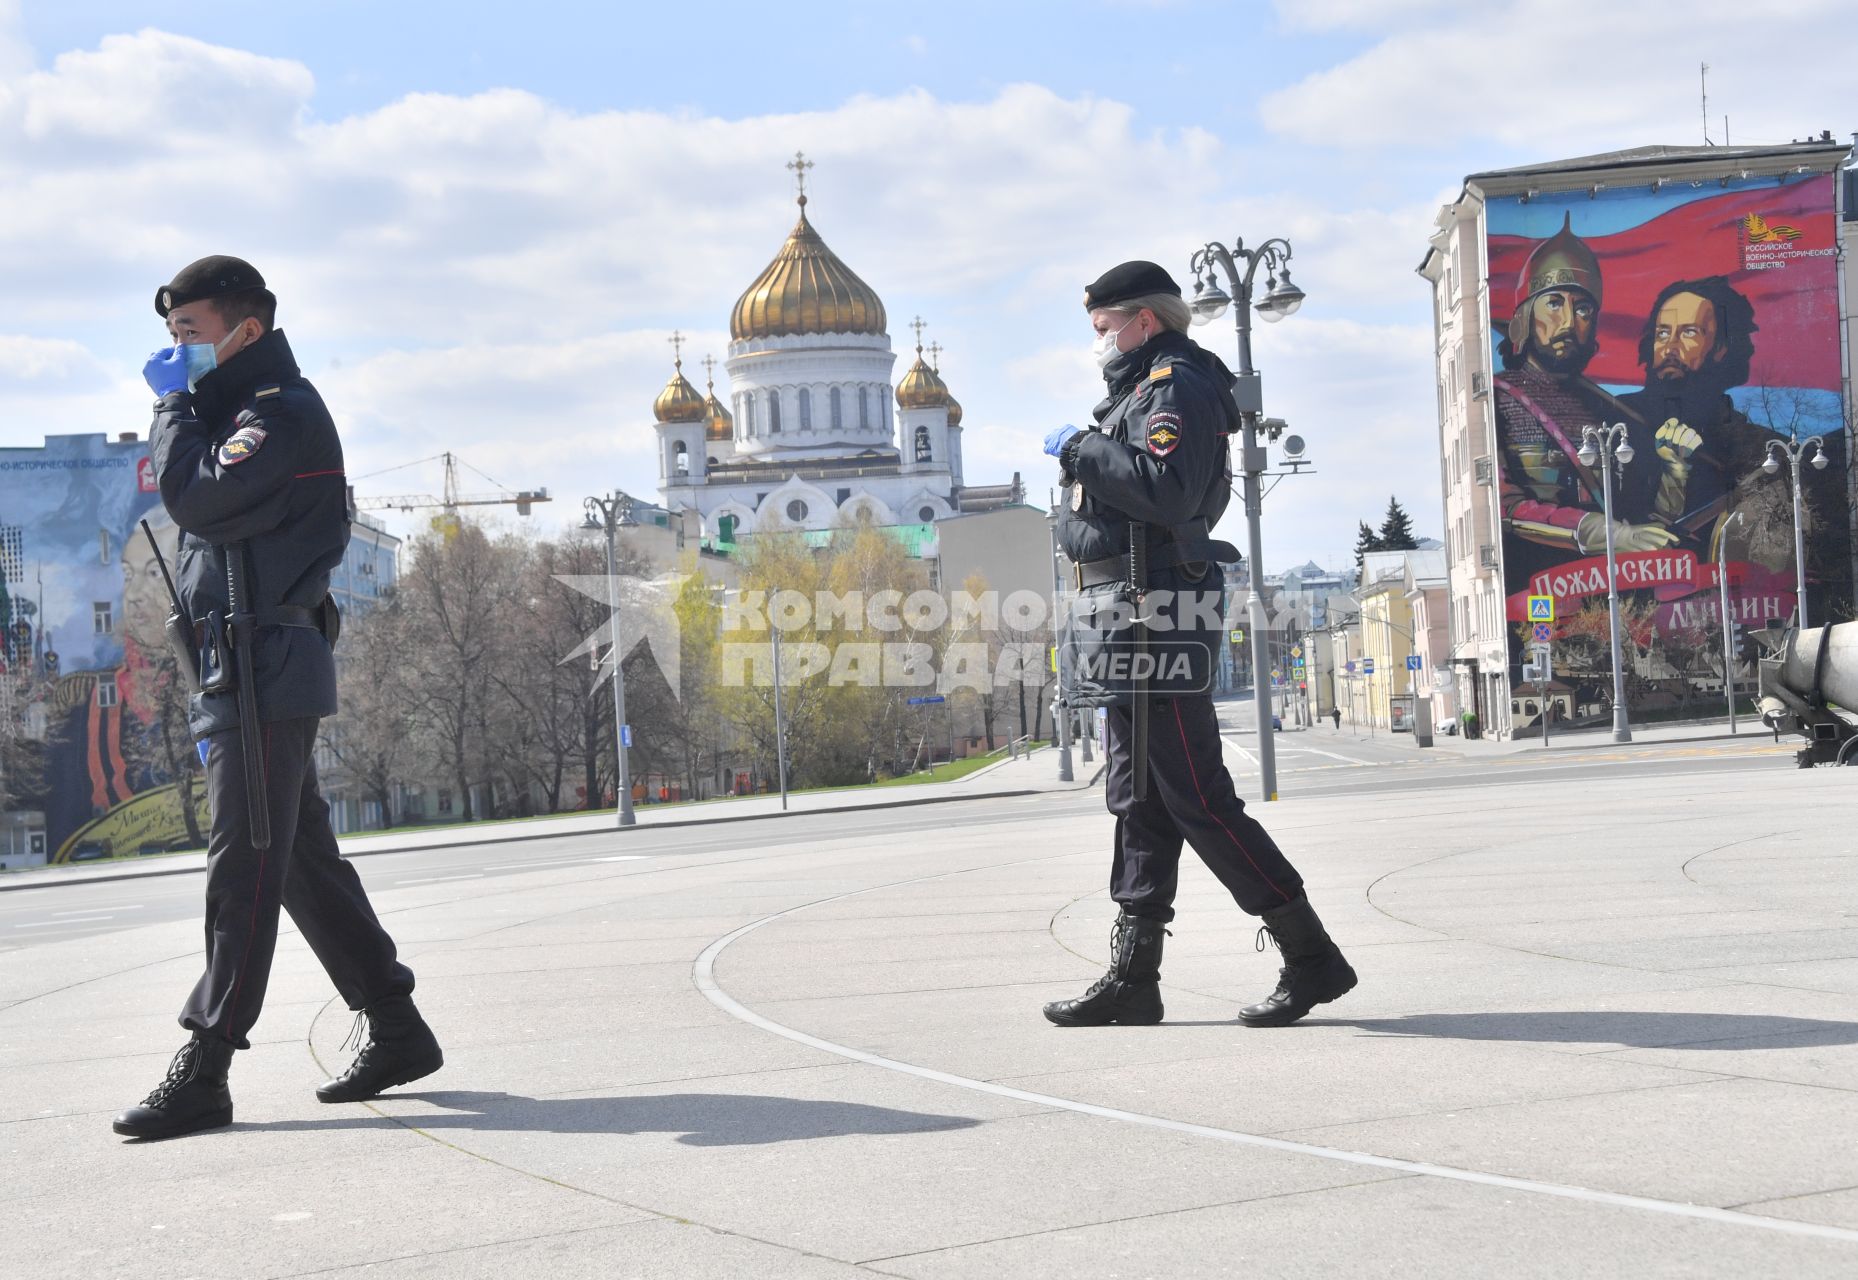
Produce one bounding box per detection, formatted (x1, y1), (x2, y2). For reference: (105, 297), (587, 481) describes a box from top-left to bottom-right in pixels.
(118, 432), (139, 443)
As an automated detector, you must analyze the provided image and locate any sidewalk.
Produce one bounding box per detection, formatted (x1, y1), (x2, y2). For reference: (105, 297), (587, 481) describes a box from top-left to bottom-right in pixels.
(1422, 714), (1766, 757)
(0, 743), (1102, 893)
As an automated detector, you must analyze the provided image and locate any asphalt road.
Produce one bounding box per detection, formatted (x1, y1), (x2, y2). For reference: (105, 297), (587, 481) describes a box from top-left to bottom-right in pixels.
(0, 706), (1798, 951)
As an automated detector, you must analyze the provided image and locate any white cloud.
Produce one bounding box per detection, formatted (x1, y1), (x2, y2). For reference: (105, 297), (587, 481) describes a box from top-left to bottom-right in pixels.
(1, 25), (1448, 566)
(1261, 0), (1857, 152)
(1270, 0), (1459, 31)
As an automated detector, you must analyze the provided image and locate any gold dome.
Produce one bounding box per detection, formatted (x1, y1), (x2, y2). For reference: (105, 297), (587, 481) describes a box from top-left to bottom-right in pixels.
(945, 393), (963, 428)
(653, 359), (706, 424)
(730, 198), (887, 342)
(704, 386), (734, 443)
(896, 343), (951, 410)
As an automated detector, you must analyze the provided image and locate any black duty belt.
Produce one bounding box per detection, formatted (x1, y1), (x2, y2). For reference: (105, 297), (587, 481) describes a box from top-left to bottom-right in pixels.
(1073, 540), (1242, 590)
(194, 605), (325, 646)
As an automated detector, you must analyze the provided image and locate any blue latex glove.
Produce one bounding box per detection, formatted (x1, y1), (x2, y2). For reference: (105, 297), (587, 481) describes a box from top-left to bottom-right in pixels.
(1043, 423), (1080, 458)
(196, 739), (210, 767)
(143, 346), (189, 397)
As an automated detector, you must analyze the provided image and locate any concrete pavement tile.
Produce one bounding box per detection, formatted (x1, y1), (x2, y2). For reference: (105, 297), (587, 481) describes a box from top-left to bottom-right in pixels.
(1737, 1185), (1858, 1231)
(1275, 1077), (1858, 1208)
(987, 1030), (1723, 1135)
(410, 936), (713, 974)
(299, 1219), (878, 1279)
(720, 949), (1094, 1001)
(1546, 928), (1858, 972)
(1684, 956), (1858, 994)
(873, 1167), (1858, 1279)
(2, 1136), (649, 1280)
(1604, 1025), (1858, 1092)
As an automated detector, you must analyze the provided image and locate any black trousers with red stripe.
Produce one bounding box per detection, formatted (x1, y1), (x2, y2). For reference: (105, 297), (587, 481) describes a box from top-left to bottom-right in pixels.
(1104, 694), (1304, 922)
(182, 717), (414, 1050)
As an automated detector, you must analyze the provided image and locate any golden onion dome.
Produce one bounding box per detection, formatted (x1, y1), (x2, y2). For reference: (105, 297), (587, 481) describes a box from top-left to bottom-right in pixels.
(653, 359), (706, 424)
(730, 197), (887, 342)
(704, 384), (734, 443)
(945, 393), (963, 428)
(895, 345), (951, 409)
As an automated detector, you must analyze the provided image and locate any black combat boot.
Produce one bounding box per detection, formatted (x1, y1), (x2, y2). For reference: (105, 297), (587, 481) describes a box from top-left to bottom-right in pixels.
(1239, 895), (1357, 1027)
(315, 993), (443, 1103)
(1043, 912), (1167, 1027)
(112, 1034), (236, 1139)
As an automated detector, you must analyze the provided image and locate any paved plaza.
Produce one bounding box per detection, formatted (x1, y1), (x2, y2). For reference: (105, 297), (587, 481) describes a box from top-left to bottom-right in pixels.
(3, 715), (1855, 1277)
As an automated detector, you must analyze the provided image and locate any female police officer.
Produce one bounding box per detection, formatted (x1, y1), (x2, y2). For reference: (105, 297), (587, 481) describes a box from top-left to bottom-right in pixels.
(1041, 260), (1356, 1029)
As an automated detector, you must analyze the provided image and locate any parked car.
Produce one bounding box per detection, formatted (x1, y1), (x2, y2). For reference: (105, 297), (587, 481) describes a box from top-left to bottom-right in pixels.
(67, 841), (111, 862)
(1272, 713), (1282, 731)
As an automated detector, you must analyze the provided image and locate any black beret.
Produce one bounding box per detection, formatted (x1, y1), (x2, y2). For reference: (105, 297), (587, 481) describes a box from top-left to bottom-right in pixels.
(155, 256), (268, 318)
(1083, 260), (1181, 311)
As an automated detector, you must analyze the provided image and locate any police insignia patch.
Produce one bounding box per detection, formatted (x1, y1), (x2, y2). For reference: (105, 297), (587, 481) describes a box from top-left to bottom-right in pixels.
(1144, 412), (1183, 456)
(218, 425), (267, 467)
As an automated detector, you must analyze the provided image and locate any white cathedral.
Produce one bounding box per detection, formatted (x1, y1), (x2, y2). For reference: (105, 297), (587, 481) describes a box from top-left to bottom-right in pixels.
(648, 168), (1022, 541)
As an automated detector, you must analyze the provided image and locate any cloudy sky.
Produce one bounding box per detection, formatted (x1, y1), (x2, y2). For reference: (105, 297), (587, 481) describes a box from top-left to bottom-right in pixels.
(3, 0), (1853, 569)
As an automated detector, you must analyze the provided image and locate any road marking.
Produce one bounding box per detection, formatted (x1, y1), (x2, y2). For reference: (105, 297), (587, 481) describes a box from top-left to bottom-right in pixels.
(479, 857), (608, 872)
(14, 916), (114, 929)
(693, 863), (1858, 1247)
(54, 905), (141, 917)
(593, 856), (648, 863)
(392, 873), (484, 885)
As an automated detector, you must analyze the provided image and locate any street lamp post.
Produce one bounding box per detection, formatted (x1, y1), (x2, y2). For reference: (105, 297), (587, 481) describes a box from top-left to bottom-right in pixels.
(1046, 510), (1074, 783)
(1189, 235), (1305, 802)
(581, 493), (636, 827)
(1576, 423), (1636, 744)
(1761, 431), (1828, 629)
(1717, 510), (1746, 734)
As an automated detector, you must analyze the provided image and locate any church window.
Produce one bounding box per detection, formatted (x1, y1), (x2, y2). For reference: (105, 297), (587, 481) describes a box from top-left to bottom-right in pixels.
(830, 387), (843, 431)
(743, 394), (756, 435)
(768, 391), (783, 434)
(786, 499), (808, 523)
(799, 388), (812, 430)
(859, 386), (871, 431)
(673, 442), (689, 476)
(918, 506), (936, 523)
(914, 425), (932, 462)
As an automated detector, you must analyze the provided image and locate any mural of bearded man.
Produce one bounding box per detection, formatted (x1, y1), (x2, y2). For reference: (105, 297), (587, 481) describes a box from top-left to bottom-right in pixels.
(1492, 213), (1676, 582)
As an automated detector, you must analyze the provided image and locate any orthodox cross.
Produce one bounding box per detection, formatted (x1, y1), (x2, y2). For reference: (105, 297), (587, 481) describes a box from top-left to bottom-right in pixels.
(668, 329), (685, 370)
(701, 354), (717, 390)
(927, 341), (943, 372)
(910, 315), (927, 352)
(787, 151), (814, 203)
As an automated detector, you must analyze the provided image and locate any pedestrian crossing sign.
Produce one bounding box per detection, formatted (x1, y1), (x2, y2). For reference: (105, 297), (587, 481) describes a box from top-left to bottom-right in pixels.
(1527, 595), (1555, 623)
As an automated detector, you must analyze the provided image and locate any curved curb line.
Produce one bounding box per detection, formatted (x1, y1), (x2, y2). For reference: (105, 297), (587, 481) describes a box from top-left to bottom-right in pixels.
(693, 863), (1858, 1248)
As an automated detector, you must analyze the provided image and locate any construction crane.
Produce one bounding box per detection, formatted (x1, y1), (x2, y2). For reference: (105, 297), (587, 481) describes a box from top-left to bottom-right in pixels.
(352, 452), (551, 527)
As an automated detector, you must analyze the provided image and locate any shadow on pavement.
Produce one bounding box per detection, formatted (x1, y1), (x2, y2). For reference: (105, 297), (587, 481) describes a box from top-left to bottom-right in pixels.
(249, 1089), (985, 1146)
(1344, 1010), (1858, 1049)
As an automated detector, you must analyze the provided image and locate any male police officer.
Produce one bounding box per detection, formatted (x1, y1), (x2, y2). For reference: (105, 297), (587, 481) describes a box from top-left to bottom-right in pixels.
(1042, 260), (1356, 1029)
(113, 257), (442, 1140)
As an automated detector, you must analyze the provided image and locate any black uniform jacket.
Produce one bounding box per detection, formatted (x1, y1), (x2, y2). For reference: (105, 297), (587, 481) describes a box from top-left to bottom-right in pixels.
(148, 329), (349, 739)
(1056, 330), (1240, 703)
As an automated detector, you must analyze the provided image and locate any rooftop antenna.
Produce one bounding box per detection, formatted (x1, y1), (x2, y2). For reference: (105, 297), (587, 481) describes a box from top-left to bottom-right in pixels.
(1701, 62), (1712, 145)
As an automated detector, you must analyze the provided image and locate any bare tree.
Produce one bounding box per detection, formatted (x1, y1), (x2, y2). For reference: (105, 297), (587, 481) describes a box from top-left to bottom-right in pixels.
(322, 590), (428, 828)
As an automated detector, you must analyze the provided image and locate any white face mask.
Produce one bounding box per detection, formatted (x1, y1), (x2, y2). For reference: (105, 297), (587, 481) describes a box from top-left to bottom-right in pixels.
(1092, 316), (1139, 369)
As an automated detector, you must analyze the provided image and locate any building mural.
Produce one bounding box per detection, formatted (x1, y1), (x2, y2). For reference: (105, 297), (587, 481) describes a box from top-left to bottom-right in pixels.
(1485, 172), (1850, 721)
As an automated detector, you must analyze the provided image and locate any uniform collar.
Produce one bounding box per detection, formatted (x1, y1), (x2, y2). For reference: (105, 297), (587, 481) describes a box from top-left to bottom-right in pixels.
(192, 329), (300, 422)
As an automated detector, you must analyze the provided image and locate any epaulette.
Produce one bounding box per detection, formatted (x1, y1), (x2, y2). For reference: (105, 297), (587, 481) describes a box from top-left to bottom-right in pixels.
(1147, 364), (1175, 382)
(254, 384), (283, 400)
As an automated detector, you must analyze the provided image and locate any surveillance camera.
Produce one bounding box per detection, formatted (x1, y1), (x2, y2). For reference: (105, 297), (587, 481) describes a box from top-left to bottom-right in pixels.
(1281, 434), (1306, 459)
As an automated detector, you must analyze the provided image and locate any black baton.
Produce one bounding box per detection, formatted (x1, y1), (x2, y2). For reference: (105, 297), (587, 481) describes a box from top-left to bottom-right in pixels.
(1129, 521), (1149, 802)
(225, 542), (271, 850)
(140, 520), (201, 693)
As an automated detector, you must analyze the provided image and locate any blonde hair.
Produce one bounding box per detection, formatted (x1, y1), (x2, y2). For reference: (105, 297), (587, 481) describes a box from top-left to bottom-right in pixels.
(1110, 292), (1192, 334)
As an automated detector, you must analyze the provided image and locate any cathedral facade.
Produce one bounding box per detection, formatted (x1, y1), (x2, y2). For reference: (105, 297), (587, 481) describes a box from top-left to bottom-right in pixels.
(649, 178), (1020, 540)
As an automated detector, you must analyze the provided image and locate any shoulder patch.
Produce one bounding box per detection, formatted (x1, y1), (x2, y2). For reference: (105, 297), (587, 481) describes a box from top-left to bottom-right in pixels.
(1144, 411), (1183, 456)
(218, 424), (268, 468)
(1148, 365), (1174, 381)
(254, 384), (283, 399)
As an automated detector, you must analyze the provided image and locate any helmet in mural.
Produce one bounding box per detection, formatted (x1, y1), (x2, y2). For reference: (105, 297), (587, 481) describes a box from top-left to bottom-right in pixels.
(1506, 212), (1603, 352)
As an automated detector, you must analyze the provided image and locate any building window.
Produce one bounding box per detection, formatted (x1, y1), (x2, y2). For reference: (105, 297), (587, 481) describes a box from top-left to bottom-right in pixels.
(914, 426), (932, 462)
(768, 391), (783, 434)
(743, 394), (756, 435)
(799, 388), (812, 430)
(98, 529), (112, 566)
(786, 499), (808, 523)
(96, 673), (118, 708)
(918, 505), (936, 523)
(674, 442), (690, 476)
(93, 602), (113, 635)
(0, 526), (22, 583)
(830, 387), (843, 431)
(859, 387), (871, 431)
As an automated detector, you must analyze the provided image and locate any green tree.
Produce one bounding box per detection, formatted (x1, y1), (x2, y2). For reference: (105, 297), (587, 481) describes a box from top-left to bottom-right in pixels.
(1352, 521), (1382, 571)
(1378, 497), (1419, 551)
